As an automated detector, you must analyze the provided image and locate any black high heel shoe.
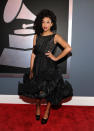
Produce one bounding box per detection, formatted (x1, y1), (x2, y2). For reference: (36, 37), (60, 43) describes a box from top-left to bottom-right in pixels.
(36, 115), (40, 120)
(41, 111), (50, 124)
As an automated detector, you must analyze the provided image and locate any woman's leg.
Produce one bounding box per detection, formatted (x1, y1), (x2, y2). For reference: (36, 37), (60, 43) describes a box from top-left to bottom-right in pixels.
(36, 98), (41, 115)
(43, 102), (51, 119)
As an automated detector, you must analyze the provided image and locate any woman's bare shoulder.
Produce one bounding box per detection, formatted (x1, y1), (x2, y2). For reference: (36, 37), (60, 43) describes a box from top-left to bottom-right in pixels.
(54, 33), (62, 44)
(54, 33), (62, 39)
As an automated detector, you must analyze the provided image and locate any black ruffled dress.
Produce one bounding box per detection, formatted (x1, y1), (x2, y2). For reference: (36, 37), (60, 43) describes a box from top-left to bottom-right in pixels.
(18, 33), (73, 105)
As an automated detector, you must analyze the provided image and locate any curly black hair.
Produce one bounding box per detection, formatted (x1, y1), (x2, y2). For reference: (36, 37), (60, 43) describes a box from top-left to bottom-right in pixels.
(33, 9), (57, 35)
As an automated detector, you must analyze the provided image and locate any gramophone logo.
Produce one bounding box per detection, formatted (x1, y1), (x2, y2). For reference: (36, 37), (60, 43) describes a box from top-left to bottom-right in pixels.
(0, 0), (36, 68)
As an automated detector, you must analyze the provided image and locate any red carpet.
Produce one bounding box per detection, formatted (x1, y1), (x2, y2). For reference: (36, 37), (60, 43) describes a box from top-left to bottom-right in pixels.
(0, 103), (94, 131)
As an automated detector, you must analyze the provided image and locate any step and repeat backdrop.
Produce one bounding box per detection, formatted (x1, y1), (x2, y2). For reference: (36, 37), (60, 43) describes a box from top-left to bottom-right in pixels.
(0, 0), (72, 78)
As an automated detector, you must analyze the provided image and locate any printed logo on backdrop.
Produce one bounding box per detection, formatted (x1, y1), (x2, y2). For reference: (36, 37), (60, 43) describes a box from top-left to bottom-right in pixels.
(0, 0), (36, 70)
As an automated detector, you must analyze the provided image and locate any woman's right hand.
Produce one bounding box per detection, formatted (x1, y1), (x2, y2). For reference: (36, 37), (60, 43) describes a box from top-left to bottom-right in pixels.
(29, 71), (33, 79)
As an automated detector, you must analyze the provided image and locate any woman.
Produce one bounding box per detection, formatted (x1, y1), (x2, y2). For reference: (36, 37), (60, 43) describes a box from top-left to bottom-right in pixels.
(18, 9), (73, 124)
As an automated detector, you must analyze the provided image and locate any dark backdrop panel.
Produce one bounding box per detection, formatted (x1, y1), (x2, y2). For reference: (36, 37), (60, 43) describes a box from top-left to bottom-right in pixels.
(0, 0), (69, 76)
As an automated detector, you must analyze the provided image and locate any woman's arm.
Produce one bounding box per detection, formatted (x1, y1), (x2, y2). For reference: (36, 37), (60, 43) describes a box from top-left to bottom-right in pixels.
(45, 34), (72, 61)
(54, 34), (72, 61)
(30, 34), (37, 72)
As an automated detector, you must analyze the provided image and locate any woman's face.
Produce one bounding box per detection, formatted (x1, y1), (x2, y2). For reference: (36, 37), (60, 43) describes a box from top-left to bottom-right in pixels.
(42, 17), (53, 32)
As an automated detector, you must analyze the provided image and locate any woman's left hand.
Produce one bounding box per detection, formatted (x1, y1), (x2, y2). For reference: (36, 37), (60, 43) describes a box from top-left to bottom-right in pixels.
(45, 51), (57, 61)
